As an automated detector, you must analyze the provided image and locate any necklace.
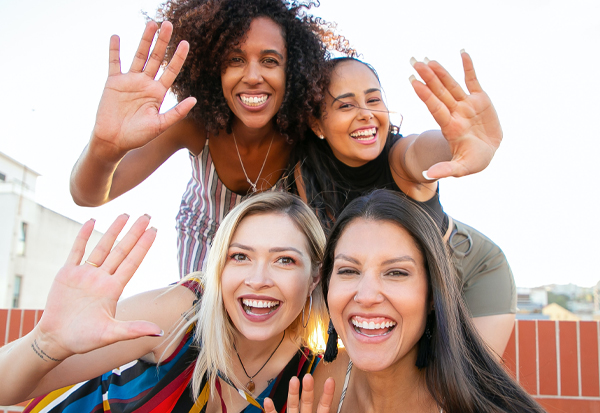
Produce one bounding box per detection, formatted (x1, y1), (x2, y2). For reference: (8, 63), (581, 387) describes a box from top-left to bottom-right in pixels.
(231, 129), (275, 193)
(233, 331), (286, 393)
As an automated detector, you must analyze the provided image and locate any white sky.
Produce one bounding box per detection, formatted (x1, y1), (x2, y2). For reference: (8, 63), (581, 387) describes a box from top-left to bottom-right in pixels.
(0, 0), (598, 295)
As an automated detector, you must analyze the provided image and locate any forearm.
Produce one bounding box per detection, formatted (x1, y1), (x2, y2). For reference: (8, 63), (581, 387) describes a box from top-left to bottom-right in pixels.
(70, 138), (125, 207)
(403, 130), (452, 182)
(0, 328), (71, 405)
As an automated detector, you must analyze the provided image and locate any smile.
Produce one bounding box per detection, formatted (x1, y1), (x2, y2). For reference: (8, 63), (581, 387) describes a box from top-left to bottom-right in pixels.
(351, 315), (396, 337)
(239, 94), (269, 107)
(349, 127), (377, 141)
(241, 298), (280, 315)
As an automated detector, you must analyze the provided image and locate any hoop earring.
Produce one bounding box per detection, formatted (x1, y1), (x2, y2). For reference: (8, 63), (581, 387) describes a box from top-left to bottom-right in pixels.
(302, 295), (313, 328)
(324, 320), (339, 362)
(415, 311), (435, 369)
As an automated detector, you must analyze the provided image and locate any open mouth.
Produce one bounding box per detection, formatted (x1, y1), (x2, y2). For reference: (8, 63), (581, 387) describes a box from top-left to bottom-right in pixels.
(241, 298), (281, 316)
(349, 127), (377, 141)
(239, 94), (269, 107)
(351, 316), (396, 337)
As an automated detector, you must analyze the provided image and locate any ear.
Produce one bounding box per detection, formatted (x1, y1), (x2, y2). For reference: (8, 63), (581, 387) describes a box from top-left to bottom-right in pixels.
(309, 116), (324, 138)
(308, 270), (321, 295)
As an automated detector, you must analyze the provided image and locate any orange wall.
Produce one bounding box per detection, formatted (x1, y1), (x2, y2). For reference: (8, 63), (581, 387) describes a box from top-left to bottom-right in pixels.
(3, 311), (600, 412)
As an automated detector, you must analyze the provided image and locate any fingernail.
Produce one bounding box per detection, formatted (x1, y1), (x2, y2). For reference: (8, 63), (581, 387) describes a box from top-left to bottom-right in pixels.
(409, 57), (417, 67)
(144, 214), (151, 219)
(423, 57), (430, 64)
(460, 48), (466, 54)
(150, 227), (158, 232)
(90, 218), (96, 223)
(149, 330), (164, 337)
(123, 213), (130, 218)
(422, 171), (435, 180)
(409, 74), (417, 84)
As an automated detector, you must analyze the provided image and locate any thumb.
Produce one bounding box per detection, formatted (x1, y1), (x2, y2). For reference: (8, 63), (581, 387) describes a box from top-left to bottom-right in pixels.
(110, 320), (164, 342)
(158, 97), (197, 133)
(423, 161), (467, 180)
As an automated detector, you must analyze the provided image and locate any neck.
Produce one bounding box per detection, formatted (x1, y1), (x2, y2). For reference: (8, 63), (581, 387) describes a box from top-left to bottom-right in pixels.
(233, 329), (288, 369)
(231, 119), (277, 149)
(348, 357), (437, 413)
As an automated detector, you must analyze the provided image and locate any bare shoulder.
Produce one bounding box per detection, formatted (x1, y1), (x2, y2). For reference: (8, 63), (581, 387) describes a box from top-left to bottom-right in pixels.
(164, 117), (207, 156)
(313, 349), (351, 409)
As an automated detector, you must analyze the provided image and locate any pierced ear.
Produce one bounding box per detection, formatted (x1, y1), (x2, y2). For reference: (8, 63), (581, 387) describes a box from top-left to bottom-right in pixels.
(309, 117), (324, 138)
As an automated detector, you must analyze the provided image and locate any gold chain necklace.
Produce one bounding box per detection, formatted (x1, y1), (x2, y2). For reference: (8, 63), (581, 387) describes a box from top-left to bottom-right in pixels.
(231, 129), (275, 193)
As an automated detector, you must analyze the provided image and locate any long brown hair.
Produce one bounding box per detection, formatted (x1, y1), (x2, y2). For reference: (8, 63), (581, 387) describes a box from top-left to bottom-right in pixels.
(321, 189), (545, 413)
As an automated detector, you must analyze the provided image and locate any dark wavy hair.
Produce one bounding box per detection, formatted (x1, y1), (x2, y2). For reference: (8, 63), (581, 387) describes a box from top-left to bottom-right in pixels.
(321, 190), (545, 413)
(157, 0), (354, 141)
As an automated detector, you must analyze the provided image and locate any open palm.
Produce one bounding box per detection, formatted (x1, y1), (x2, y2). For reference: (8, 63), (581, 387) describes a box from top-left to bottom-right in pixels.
(410, 51), (502, 179)
(92, 21), (196, 161)
(37, 215), (161, 358)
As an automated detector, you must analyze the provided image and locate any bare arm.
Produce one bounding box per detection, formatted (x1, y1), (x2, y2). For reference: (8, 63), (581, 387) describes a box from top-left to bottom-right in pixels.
(0, 216), (195, 405)
(70, 21), (197, 206)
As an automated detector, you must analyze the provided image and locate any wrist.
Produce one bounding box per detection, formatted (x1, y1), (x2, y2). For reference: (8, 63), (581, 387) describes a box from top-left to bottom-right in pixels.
(31, 327), (73, 364)
(88, 131), (128, 164)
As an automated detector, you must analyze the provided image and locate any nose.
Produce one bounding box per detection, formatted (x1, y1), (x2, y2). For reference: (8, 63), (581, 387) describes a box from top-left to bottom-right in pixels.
(353, 273), (384, 306)
(357, 106), (374, 121)
(242, 61), (263, 85)
(244, 262), (274, 290)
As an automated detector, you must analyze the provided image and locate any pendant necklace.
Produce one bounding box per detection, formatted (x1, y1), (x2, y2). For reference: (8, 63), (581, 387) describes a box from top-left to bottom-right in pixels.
(232, 129), (275, 193)
(234, 331), (286, 392)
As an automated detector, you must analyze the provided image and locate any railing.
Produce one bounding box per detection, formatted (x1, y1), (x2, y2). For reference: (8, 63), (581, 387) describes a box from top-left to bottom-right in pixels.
(2, 310), (599, 412)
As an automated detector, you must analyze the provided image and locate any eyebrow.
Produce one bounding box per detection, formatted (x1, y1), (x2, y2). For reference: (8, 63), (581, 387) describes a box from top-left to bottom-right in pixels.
(230, 48), (285, 60)
(330, 88), (382, 106)
(334, 254), (416, 265)
(229, 243), (303, 256)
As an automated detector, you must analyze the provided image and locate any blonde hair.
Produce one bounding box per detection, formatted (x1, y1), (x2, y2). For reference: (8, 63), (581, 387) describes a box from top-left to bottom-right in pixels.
(183, 192), (327, 397)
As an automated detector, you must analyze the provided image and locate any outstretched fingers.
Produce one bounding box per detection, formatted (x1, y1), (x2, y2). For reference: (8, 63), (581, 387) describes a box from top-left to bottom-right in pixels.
(130, 21), (159, 73)
(108, 35), (121, 76)
(112, 226), (157, 287)
(101, 215), (152, 275)
(65, 219), (96, 266)
(461, 50), (483, 93)
(411, 58), (460, 111)
(410, 75), (451, 129)
(316, 377), (335, 413)
(159, 39), (189, 89)
(84, 214), (130, 269)
(143, 21), (174, 78)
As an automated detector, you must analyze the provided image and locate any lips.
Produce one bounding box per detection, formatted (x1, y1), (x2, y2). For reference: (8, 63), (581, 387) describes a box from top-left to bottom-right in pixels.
(239, 94), (269, 107)
(350, 315), (396, 337)
(241, 297), (281, 316)
(349, 127), (377, 141)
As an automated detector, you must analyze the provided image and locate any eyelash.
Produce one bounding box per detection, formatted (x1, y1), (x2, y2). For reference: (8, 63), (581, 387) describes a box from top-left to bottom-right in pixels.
(229, 253), (248, 262)
(276, 256), (296, 265)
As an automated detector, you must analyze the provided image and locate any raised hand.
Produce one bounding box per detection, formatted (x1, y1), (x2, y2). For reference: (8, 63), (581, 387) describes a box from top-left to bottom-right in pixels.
(92, 21), (197, 161)
(264, 375), (335, 413)
(36, 215), (161, 361)
(409, 51), (502, 179)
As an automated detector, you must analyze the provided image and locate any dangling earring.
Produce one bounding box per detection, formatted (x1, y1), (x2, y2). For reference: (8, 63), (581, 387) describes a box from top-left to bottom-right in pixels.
(302, 295), (313, 328)
(415, 311), (435, 369)
(318, 134), (325, 140)
(324, 320), (339, 362)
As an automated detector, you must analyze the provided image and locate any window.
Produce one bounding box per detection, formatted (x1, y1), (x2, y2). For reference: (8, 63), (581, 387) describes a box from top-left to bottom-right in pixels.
(12, 275), (22, 308)
(16, 222), (27, 256)
(0, 172), (5, 181)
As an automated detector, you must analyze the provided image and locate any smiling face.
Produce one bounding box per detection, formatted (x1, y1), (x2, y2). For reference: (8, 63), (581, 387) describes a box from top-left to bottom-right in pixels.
(221, 17), (287, 131)
(221, 212), (317, 342)
(312, 60), (390, 167)
(327, 218), (430, 371)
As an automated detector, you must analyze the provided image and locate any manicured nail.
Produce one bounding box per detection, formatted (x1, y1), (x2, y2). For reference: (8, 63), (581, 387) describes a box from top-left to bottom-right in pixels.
(422, 171), (435, 180)
(409, 57), (417, 67)
(144, 213), (151, 219)
(149, 330), (164, 337)
(150, 227), (158, 233)
(423, 57), (430, 64)
(409, 74), (417, 84)
(90, 218), (96, 223)
(123, 213), (130, 218)
(460, 48), (466, 54)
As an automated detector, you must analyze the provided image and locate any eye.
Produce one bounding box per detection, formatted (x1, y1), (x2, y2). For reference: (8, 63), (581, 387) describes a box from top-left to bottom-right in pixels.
(335, 267), (360, 276)
(263, 57), (280, 66)
(229, 253), (248, 262)
(368, 97), (382, 104)
(228, 56), (245, 66)
(337, 102), (356, 111)
(276, 256), (296, 265)
(385, 269), (409, 277)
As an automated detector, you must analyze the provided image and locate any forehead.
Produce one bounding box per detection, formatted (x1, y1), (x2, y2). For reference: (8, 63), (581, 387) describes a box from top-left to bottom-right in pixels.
(335, 218), (424, 265)
(237, 17), (287, 56)
(231, 212), (308, 250)
(328, 61), (381, 96)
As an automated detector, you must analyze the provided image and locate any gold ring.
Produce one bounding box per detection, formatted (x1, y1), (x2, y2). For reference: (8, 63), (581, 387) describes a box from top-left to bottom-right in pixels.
(85, 260), (100, 268)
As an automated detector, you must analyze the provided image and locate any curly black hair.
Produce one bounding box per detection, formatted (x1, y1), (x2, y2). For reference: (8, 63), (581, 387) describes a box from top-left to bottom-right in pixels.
(157, 0), (354, 142)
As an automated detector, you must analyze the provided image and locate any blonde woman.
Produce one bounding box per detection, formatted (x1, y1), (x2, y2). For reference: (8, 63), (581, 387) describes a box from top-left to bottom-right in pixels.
(0, 192), (327, 412)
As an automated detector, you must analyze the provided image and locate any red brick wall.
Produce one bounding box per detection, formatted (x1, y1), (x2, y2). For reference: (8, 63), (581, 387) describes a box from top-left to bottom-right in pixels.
(3, 311), (600, 412)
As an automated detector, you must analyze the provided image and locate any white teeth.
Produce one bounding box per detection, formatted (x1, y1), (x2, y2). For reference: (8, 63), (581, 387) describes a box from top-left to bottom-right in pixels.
(242, 298), (279, 308)
(349, 127), (377, 138)
(351, 318), (396, 330)
(240, 95), (268, 106)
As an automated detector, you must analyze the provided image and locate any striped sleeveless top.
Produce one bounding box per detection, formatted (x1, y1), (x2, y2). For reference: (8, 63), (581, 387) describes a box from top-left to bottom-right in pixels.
(175, 138), (286, 277)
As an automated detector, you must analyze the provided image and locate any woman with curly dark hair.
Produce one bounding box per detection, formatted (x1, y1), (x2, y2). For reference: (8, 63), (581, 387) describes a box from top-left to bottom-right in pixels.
(69, 0), (349, 277)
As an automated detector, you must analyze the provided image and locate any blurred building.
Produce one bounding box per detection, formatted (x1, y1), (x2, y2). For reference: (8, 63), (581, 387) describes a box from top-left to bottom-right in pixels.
(0, 151), (102, 308)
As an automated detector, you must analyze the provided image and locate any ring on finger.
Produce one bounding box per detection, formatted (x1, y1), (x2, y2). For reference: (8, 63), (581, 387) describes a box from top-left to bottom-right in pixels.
(85, 260), (100, 268)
